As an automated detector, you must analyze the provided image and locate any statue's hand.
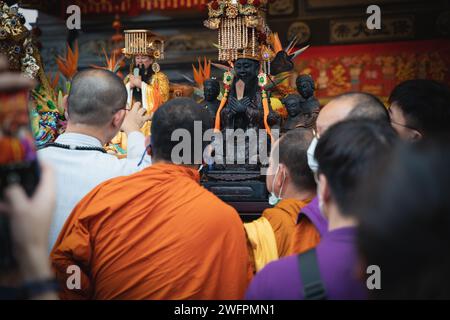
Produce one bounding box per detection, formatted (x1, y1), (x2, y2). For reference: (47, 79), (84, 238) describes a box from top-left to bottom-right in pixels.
(229, 96), (248, 113)
(240, 96), (252, 108)
(228, 96), (239, 114)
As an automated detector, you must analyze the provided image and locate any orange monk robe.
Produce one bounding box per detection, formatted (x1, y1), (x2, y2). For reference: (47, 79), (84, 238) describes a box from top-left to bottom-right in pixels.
(51, 163), (248, 300)
(244, 198), (311, 274)
(289, 215), (321, 255)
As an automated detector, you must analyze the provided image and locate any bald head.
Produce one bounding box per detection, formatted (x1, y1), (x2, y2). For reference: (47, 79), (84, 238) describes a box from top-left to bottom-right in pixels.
(67, 69), (127, 126)
(317, 92), (389, 136)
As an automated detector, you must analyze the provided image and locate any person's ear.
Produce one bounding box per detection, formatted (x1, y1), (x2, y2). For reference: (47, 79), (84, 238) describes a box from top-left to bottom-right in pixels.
(318, 174), (330, 204)
(147, 144), (153, 157)
(63, 95), (69, 120)
(112, 109), (126, 130)
(277, 164), (287, 189)
(410, 130), (423, 141)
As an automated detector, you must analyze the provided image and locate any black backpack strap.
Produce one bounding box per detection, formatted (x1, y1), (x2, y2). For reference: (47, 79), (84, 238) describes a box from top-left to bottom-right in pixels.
(298, 248), (327, 300)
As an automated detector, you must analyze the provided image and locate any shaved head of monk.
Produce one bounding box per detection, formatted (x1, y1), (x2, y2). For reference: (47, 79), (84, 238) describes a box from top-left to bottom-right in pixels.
(317, 92), (389, 137)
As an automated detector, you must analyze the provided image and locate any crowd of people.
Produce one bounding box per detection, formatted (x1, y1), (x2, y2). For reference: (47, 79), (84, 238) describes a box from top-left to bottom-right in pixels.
(1, 65), (450, 300)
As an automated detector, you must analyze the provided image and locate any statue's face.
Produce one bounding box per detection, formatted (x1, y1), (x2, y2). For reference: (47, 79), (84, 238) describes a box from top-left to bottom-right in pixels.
(135, 55), (153, 70)
(203, 81), (220, 101)
(284, 96), (301, 117)
(234, 58), (260, 83)
(297, 79), (313, 98)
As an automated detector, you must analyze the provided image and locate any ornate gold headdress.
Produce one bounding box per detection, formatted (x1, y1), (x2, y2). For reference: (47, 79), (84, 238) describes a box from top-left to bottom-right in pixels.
(204, 0), (274, 63)
(0, 1), (39, 79)
(122, 29), (164, 71)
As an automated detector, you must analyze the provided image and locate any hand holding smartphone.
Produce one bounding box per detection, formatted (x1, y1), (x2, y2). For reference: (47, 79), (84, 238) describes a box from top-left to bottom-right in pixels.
(0, 56), (39, 273)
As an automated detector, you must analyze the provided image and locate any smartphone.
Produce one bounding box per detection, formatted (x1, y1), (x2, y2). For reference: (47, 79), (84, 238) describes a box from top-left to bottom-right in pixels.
(0, 89), (40, 272)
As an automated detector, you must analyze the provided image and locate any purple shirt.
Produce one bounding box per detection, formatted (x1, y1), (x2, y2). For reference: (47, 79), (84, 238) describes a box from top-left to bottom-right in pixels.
(245, 227), (367, 300)
(297, 196), (328, 236)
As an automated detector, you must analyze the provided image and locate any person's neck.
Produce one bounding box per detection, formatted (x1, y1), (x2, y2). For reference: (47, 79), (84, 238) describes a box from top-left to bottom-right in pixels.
(151, 159), (200, 170)
(65, 122), (108, 145)
(282, 186), (315, 202)
(326, 202), (357, 231)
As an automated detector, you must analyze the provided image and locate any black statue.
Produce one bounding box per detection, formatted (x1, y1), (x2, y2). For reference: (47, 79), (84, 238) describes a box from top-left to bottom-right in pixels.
(221, 58), (280, 131)
(296, 74), (320, 112)
(200, 79), (221, 123)
(281, 94), (319, 133)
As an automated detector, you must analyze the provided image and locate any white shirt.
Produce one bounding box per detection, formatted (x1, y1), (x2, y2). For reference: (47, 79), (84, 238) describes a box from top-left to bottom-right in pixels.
(38, 132), (151, 251)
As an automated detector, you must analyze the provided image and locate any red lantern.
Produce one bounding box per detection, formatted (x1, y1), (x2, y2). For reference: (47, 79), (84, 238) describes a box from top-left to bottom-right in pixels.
(239, 0), (248, 5)
(253, 0), (261, 7)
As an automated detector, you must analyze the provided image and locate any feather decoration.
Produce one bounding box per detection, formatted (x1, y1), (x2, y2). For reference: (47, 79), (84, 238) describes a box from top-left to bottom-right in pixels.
(56, 41), (79, 80)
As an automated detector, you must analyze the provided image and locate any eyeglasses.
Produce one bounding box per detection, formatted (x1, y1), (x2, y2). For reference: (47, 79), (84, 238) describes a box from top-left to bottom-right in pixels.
(112, 105), (132, 114)
(390, 119), (420, 132)
(388, 108), (420, 132)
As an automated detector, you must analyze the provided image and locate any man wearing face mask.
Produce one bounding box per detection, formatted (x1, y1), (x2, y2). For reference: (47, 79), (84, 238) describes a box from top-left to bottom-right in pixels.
(290, 92), (390, 255)
(246, 119), (398, 300)
(244, 129), (316, 274)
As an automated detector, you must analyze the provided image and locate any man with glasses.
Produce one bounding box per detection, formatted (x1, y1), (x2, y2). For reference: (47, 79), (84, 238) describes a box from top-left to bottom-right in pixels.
(388, 79), (450, 141)
(290, 92), (390, 255)
(38, 69), (151, 250)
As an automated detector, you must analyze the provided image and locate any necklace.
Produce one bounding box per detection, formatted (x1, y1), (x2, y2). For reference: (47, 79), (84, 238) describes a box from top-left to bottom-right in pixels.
(39, 142), (107, 153)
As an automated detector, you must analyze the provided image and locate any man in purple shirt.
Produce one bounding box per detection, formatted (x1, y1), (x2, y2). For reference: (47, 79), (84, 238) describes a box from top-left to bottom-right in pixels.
(291, 92), (391, 255)
(246, 119), (398, 300)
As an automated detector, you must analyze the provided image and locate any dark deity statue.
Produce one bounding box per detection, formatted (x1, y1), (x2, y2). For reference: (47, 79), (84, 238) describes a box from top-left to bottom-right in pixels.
(221, 58), (280, 131)
(296, 74), (320, 112)
(281, 94), (320, 133)
(200, 79), (221, 124)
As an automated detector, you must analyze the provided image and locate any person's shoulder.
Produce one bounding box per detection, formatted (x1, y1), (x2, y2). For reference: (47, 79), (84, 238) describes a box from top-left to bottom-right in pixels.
(264, 254), (298, 274)
(247, 255), (300, 300)
(199, 185), (236, 209)
(195, 185), (241, 219)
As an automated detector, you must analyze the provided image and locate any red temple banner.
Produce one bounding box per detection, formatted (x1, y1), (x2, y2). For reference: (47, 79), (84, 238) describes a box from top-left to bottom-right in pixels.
(294, 39), (450, 103)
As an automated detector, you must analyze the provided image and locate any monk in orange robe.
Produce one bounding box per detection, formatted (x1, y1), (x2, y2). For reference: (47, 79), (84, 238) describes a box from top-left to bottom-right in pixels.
(51, 98), (248, 300)
(244, 129), (316, 274)
(289, 198), (326, 254)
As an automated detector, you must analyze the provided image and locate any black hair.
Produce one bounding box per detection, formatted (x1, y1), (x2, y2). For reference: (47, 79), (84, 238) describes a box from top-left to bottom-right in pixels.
(67, 69), (127, 126)
(388, 79), (450, 136)
(276, 128), (316, 192)
(355, 138), (450, 299)
(151, 98), (212, 163)
(315, 119), (398, 216)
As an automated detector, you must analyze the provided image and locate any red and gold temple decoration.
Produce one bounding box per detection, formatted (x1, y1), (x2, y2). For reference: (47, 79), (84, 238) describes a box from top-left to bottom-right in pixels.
(294, 39), (450, 104)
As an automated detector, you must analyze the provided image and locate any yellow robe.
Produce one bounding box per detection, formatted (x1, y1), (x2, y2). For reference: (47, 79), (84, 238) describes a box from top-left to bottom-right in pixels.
(108, 72), (170, 154)
(244, 198), (311, 274)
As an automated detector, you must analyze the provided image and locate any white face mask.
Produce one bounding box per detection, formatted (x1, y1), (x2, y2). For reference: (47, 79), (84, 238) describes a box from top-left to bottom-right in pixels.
(268, 165), (286, 206)
(307, 137), (319, 174)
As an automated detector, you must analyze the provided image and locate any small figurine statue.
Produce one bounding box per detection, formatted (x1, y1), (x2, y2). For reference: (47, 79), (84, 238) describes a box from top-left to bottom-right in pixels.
(296, 74), (320, 112)
(200, 79), (221, 123)
(281, 94), (319, 133)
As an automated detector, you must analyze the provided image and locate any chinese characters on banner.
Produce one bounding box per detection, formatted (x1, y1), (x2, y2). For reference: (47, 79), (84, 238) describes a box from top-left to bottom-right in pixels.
(294, 39), (450, 104)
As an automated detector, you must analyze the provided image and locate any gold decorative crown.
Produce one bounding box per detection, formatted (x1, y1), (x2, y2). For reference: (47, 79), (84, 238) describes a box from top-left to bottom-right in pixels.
(0, 1), (39, 79)
(122, 29), (165, 60)
(204, 0), (273, 62)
